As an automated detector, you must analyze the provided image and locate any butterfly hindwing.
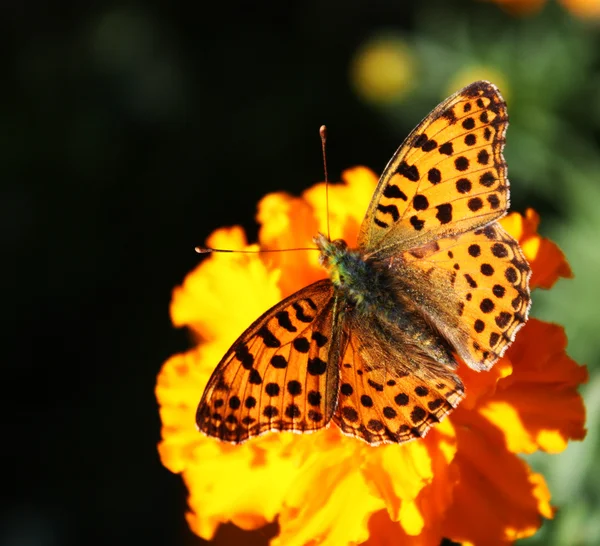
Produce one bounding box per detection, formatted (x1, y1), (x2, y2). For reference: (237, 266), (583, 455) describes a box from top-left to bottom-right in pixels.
(398, 222), (531, 371)
(196, 279), (341, 443)
(359, 81), (509, 256)
(332, 315), (464, 445)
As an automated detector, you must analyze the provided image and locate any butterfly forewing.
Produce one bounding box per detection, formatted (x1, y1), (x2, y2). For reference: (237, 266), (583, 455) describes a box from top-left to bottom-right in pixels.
(359, 81), (509, 256)
(332, 319), (464, 445)
(196, 279), (341, 443)
(399, 222), (531, 371)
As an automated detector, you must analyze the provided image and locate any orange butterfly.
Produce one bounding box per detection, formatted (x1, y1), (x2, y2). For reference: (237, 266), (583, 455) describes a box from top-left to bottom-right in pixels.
(196, 81), (531, 445)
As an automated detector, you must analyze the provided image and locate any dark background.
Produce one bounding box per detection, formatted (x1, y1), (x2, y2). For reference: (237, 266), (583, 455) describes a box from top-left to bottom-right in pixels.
(4, 1), (599, 545)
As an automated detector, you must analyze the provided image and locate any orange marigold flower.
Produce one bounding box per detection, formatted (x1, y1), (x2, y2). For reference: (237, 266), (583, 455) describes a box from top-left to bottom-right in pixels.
(156, 167), (586, 545)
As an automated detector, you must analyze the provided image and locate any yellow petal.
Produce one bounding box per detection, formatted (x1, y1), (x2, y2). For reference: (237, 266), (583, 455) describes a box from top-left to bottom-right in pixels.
(170, 227), (281, 343)
(275, 447), (385, 546)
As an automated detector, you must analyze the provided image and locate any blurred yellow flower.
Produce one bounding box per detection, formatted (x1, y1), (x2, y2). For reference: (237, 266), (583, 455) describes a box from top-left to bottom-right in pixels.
(447, 68), (510, 105)
(350, 37), (415, 104)
(156, 168), (586, 545)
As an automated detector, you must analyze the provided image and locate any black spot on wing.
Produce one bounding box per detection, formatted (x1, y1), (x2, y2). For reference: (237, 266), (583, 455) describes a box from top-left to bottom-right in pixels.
(292, 302), (313, 323)
(311, 331), (328, 347)
(397, 161), (420, 182)
(307, 357), (327, 375)
(410, 216), (425, 230)
(293, 337), (310, 353)
(276, 310), (297, 332)
(234, 344), (254, 370)
(436, 204), (452, 224)
(257, 326), (280, 348)
(428, 168), (441, 184)
(442, 108), (457, 123)
(383, 184), (408, 200)
(422, 139), (437, 152)
(270, 355), (288, 369)
(439, 142), (453, 155)
(248, 369), (263, 384)
(377, 203), (400, 222)
(456, 178), (471, 193)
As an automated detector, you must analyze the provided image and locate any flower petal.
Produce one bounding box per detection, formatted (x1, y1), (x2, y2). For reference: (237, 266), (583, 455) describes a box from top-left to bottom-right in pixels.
(303, 167), (379, 247)
(274, 443), (385, 546)
(479, 319), (588, 453)
(361, 420), (457, 536)
(184, 438), (299, 540)
(442, 410), (554, 544)
(257, 192), (323, 297)
(156, 349), (214, 473)
(362, 441), (433, 531)
(170, 227), (282, 342)
(457, 358), (513, 411)
(365, 509), (444, 546)
(501, 209), (573, 290)
(157, 349), (306, 540)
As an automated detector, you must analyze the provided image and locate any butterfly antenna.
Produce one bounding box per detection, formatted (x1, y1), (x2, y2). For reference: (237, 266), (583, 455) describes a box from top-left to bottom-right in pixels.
(195, 246), (319, 254)
(197, 129), (331, 256)
(320, 125), (331, 240)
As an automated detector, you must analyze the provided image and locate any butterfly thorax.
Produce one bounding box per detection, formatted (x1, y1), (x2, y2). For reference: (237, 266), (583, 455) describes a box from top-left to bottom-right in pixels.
(314, 232), (392, 313)
(315, 232), (457, 368)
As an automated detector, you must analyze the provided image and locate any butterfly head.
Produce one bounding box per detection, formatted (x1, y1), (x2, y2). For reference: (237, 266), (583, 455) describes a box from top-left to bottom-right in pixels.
(314, 232), (369, 298)
(314, 232), (347, 267)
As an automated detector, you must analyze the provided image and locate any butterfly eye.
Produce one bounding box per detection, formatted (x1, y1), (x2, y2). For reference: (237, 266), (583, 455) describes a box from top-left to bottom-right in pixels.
(332, 239), (348, 251)
(318, 239), (349, 269)
(318, 254), (331, 268)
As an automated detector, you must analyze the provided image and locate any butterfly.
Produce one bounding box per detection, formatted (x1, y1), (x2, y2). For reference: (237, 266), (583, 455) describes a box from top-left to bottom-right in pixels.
(196, 80), (531, 446)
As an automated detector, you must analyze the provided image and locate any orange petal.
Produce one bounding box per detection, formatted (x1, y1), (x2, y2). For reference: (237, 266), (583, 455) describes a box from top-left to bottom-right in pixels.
(442, 410), (554, 544)
(501, 210), (573, 290)
(416, 423), (461, 530)
(256, 192), (323, 297)
(457, 357), (513, 411)
(365, 509), (444, 546)
(362, 440), (433, 533)
(303, 166), (379, 247)
(156, 349), (213, 473)
(479, 319), (588, 453)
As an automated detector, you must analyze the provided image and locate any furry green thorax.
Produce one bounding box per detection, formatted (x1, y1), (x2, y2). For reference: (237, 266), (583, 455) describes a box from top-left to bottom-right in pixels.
(314, 232), (456, 367)
(314, 232), (384, 311)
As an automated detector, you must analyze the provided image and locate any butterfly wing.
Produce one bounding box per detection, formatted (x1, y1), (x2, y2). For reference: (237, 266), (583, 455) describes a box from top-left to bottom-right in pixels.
(196, 279), (343, 443)
(356, 79), (530, 372)
(395, 222), (531, 371)
(333, 312), (464, 445)
(358, 81), (509, 256)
